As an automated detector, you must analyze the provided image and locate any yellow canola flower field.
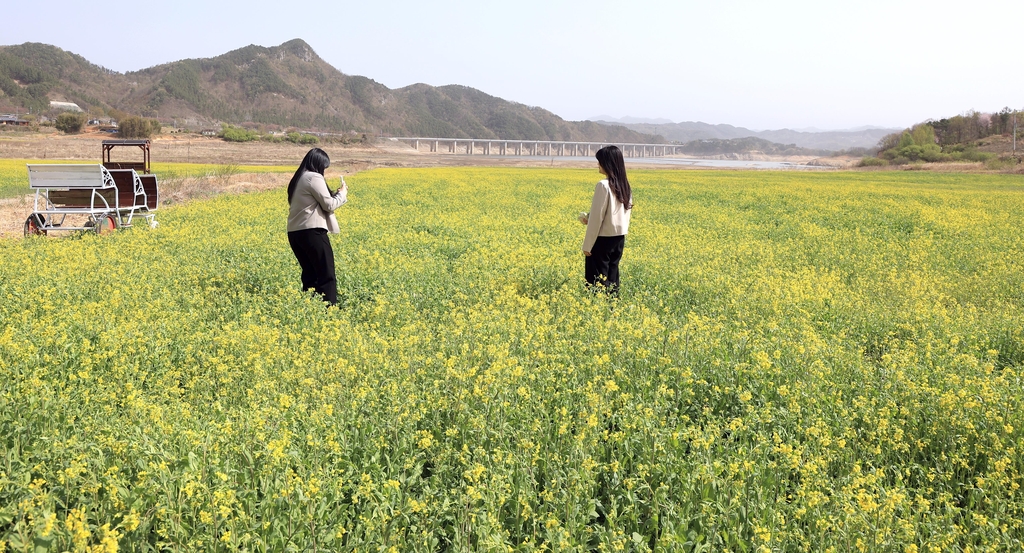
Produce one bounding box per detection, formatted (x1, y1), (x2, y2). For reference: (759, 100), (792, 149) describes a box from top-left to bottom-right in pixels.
(1, 167), (1023, 552)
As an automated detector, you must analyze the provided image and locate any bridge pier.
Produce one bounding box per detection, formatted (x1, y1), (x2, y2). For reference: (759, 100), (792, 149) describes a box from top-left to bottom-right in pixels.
(391, 137), (681, 159)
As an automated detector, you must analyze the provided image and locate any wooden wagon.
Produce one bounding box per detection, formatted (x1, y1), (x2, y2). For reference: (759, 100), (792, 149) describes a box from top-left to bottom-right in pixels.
(24, 139), (160, 236)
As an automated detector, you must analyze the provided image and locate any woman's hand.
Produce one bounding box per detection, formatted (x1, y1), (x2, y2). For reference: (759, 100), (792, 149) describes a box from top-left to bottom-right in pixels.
(583, 251), (592, 257)
(578, 212), (589, 225)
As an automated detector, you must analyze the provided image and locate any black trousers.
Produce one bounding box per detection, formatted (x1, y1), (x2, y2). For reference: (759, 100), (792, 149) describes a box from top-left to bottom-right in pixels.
(585, 235), (625, 291)
(287, 228), (338, 305)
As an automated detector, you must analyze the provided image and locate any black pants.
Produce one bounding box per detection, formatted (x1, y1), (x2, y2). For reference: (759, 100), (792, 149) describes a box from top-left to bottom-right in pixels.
(585, 235), (625, 292)
(287, 228), (338, 305)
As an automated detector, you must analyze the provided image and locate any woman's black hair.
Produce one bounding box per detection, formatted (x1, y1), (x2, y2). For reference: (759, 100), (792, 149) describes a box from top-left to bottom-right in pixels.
(287, 147), (331, 204)
(596, 145), (632, 210)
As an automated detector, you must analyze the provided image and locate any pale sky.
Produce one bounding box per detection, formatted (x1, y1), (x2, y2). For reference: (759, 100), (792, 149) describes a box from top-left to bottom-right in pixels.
(5, 0), (1022, 130)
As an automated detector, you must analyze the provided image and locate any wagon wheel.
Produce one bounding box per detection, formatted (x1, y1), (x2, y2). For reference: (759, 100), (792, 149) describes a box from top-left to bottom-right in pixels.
(94, 215), (117, 235)
(24, 214), (46, 237)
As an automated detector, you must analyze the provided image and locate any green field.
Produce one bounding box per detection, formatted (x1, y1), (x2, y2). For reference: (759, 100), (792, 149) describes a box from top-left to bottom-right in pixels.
(1, 168), (1023, 551)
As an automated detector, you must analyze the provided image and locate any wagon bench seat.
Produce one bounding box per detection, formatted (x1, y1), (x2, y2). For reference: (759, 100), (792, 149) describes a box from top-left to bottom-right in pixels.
(28, 165), (159, 211)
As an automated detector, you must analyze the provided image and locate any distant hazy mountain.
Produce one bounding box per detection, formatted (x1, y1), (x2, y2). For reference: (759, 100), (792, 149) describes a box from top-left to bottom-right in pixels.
(678, 137), (829, 157)
(594, 120), (899, 151)
(0, 41), (662, 143)
(588, 115), (675, 125)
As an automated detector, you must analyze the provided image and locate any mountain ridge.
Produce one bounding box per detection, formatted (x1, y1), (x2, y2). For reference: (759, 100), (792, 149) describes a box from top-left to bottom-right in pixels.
(0, 40), (663, 144)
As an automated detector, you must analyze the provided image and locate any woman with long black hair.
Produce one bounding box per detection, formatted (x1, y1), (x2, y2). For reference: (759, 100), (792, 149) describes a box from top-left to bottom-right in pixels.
(579, 145), (632, 292)
(286, 147), (347, 305)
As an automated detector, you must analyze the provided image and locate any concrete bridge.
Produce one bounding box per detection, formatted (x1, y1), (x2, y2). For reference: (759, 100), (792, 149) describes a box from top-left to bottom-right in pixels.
(392, 137), (683, 158)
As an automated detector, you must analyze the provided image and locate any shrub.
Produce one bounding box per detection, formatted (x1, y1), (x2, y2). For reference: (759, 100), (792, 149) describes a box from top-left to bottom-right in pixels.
(859, 156), (888, 167)
(54, 112), (86, 134)
(220, 126), (260, 142)
(918, 144), (946, 163)
(948, 148), (994, 163)
(984, 157), (1018, 171)
(118, 116), (160, 138)
(285, 132), (319, 145)
(897, 144), (924, 160)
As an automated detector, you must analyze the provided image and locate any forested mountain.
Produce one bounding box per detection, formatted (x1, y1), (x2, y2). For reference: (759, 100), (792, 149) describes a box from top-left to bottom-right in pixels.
(0, 40), (662, 143)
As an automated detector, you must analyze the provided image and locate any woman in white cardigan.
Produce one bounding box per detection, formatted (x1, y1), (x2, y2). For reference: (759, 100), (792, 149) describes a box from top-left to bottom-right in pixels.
(286, 148), (347, 305)
(579, 145), (632, 293)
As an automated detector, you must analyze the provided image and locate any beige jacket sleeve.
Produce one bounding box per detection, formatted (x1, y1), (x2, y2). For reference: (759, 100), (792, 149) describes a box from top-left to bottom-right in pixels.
(582, 180), (609, 253)
(309, 173), (346, 213)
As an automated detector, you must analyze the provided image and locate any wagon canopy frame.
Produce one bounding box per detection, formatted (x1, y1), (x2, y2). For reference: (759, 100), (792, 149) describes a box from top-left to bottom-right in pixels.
(102, 139), (151, 174)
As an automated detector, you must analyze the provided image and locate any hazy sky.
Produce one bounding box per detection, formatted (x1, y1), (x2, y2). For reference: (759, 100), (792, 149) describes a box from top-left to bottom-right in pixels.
(6, 0), (1022, 130)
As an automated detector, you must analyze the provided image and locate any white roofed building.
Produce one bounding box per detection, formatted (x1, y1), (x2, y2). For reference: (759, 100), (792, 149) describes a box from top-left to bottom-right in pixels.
(49, 101), (83, 112)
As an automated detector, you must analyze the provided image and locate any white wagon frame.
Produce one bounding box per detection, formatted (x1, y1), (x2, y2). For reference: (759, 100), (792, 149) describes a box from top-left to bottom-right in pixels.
(25, 164), (158, 236)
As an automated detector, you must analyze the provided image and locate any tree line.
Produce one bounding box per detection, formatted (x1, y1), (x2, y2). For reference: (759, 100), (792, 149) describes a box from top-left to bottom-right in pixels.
(53, 112), (161, 138)
(871, 108), (1021, 165)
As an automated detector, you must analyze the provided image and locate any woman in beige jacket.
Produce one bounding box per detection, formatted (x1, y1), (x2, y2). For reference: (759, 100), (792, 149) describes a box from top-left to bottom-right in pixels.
(286, 148), (347, 305)
(579, 145), (632, 292)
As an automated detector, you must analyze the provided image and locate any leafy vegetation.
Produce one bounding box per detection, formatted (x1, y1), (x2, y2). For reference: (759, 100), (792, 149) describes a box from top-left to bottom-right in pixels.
(858, 156), (888, 167)
(219, 125), (260, 142)
(1, 167), (1023, 551)
(285, 132), (318, 145)
(54, 112), (86, 134)
(873, 109), (1021, 165)
(117, 116), (161, 139)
